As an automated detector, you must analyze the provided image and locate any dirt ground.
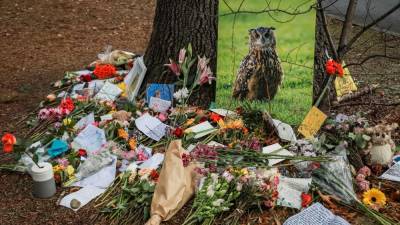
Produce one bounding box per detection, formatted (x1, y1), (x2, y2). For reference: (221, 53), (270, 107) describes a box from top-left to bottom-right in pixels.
(0, 0), (155, 224)
(0, 1), (399, 224)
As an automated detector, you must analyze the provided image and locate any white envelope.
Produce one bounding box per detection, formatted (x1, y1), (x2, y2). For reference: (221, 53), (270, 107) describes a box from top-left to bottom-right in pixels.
(149, 97), (171, 112)
(135, 113), (167, 141)
(94, 81), (122, 101)
(273, 119), (297, 143)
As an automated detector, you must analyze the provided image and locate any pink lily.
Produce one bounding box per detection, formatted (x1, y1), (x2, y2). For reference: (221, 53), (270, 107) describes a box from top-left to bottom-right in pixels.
(178, 48), (186, 64)
(165, 59), (180, 76)
(199, 66), (215, 85)
(197, 56), (208, 71)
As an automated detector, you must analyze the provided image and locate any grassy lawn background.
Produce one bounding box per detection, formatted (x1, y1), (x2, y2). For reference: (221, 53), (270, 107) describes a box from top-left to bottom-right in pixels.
(216, 0), (316, 125)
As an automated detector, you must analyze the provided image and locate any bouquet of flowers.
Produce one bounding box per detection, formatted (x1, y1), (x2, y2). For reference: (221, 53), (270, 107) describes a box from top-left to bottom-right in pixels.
(182, 173), (241, 225)
(98, 168), (160, 225)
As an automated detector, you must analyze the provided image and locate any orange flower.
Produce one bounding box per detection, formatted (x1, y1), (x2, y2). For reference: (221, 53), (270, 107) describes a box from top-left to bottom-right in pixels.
(93, 64), (117, 79)
(118, 128), (129, 140)
(128, 138), (137, 150)
(1, 133), (16, 153)
(210, 112), (223, 122)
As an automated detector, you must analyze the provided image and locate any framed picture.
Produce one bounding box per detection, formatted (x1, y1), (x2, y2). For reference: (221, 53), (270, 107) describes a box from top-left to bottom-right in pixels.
(124, 56), (147, 102)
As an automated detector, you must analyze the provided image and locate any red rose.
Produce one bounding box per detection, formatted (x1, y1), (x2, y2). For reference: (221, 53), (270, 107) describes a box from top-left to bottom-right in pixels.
(325, 59), (336, 75)
(54, 173), (61, 184)
(80, 74), (92, 82)
(1, 133), (16, 153)
(173, 127), (184, 138)
(150, 169), (159, 182)
(210, 112), (223, 123)
(78, 149), (87, 157)
(301, 192), (313, 208)
(199, 117), (207, 123)
(336, 63), (344, 77)
(59, 97), (75, 112)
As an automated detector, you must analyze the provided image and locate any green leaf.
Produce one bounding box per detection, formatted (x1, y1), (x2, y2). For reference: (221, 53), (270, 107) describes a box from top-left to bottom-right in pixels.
(33, 154), (39, 164)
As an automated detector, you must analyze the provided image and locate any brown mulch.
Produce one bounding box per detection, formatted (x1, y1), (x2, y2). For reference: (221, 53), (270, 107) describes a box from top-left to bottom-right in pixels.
(0, 0), (155, 224)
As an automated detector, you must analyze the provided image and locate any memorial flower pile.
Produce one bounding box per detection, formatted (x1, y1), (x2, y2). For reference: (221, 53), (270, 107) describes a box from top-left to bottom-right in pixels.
(1, 48), (399, 225)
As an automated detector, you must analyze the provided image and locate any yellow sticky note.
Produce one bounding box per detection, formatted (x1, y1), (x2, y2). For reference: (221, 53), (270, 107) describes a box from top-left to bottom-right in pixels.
(298, 106), (327, 138)
(335, 66), (357, 97)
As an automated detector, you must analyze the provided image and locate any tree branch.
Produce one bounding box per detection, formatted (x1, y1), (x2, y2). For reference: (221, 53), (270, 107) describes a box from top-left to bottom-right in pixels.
(343, 2), (400, 56)
(344, 54), (400, 68)
(338, 0), (358, 59)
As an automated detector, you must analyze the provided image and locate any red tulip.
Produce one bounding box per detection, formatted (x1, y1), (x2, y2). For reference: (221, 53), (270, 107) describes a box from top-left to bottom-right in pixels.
(173, 127), (184, 138)
(1, 133), (17, 153)
(78, 149), (87, 157)
(210, 112), (223, 122)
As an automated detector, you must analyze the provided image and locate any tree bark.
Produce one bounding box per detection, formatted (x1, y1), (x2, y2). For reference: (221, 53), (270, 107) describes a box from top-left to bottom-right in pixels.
(141, 0), (219, 107)
(313, 4), (335, 112)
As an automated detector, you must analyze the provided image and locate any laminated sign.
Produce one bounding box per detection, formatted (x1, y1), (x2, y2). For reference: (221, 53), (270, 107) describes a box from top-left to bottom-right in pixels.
(334, 66), (357, 98)
(298, 106), (327, 138)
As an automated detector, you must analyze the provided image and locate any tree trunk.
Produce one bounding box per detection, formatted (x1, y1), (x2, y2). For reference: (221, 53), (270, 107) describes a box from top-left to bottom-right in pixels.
(313, 3), (336, 112)
(141, 0), (219, 107)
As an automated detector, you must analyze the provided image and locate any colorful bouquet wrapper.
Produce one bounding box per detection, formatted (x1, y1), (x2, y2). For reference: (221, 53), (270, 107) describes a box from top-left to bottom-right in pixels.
(145, 140), (198, 225)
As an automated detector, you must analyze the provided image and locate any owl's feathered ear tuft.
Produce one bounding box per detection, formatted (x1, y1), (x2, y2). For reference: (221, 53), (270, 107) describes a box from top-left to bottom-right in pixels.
(270, 27), (276, 30)
(248, 28), (255, 33)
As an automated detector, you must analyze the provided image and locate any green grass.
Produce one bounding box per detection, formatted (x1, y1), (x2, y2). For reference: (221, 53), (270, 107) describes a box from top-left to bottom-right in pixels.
(216, 0), (316, 125)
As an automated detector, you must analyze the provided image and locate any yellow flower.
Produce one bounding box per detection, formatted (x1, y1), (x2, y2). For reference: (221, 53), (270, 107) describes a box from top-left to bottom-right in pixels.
(231, 119), (244, 129)
(63, 118), (72, 126)
(53, 165), (62, 173)
(118, 128), (129, 140)
(128, 138), (137, 150)
(240, 168), (249, 176)
(363, 188), (386, 207)
(185, 118), (195, 126)
(117, 82), (127, 98)
(66, 165), (75, 177)
(218, 119), (227, 130)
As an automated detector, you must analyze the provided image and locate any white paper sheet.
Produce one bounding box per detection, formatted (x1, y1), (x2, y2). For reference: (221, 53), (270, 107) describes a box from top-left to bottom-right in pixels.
(88, 80), (105, 93)
(207, 141), (226, 147)
(135, 113), (167, 141)
(59, 186), (105, 211)
(74, 113), (95, 130)
(73, 156), (117, 189)
(210, 108), (237, 117)
(262, 143), (294, 166)
(283, 203), (350, 225)
(138, 153), (165, 169)
(94, 81), (122, 101)
(71, 124), (107, 153)
(100, 114), (113, 121)
(185, 121), (216, 139)
(380, 162), (400, 182)
(75, 70), (92, 76)
(273, 119), (297, 143)
(149, 97), (171, 112)
(277, 176), (312, 209)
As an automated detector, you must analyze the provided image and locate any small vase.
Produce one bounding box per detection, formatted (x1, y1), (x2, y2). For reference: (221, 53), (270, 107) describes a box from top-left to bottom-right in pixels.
(370, 144), (393, 165)
(29, 162), (56, 198)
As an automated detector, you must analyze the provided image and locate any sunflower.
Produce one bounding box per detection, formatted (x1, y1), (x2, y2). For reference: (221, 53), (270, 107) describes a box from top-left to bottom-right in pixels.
(362, 188), (386, 207)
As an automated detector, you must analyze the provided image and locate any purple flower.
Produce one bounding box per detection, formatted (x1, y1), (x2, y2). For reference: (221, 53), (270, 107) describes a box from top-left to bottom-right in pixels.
(358, 166), (371, 177)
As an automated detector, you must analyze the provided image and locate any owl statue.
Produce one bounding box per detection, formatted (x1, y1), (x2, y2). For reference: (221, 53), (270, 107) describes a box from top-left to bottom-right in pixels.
(233, 27), (283, 101)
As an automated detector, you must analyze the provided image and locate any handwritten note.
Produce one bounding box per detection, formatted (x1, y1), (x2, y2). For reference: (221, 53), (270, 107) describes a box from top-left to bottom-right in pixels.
(283, 203), (350, 225)
(277, 176), (312, 209)
(335, 66), (357, 98)
(298, 106), (327, 139)
(71, 124), (107, 153)
(94, 82), (122, 101)
(135, 113), (167, 141)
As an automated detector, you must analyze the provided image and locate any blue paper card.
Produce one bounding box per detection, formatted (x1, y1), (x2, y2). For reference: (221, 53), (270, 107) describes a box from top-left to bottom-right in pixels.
(47, 139), (69, 158)
(146, 84), (174, 103)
